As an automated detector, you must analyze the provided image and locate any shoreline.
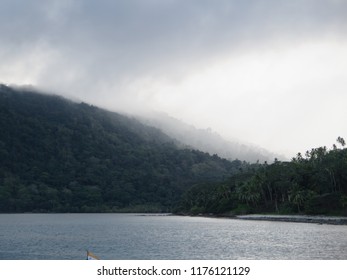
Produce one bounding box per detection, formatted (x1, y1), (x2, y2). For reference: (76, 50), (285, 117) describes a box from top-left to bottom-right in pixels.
(194, 213), (347, 225)
(2, 212), (347, 225)
(235, 214), (347, 225)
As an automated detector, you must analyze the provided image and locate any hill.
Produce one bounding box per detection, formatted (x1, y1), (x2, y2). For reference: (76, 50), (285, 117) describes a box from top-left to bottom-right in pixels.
(138, 111), (283, 163)
(0, 84), (246, 213)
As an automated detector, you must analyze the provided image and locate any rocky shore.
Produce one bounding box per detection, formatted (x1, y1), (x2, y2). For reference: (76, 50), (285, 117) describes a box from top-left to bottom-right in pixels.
(235, 214), (347, 225)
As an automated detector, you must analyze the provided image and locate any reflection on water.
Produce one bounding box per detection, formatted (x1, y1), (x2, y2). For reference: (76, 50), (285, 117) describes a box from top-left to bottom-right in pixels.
(0, 214), (346, 260)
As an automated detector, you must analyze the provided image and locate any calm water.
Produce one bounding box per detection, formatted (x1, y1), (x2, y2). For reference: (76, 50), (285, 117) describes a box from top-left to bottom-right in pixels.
(0, 214), (346, 260)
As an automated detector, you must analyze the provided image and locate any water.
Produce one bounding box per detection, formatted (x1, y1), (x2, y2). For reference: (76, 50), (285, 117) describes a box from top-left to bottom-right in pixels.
(0, 214), (346, 260)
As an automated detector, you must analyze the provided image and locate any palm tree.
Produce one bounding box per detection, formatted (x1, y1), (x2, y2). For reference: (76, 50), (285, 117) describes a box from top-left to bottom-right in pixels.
(236, 178), (261, 207)
(288, 183), (306, 212)
(337, 136), (345, 148)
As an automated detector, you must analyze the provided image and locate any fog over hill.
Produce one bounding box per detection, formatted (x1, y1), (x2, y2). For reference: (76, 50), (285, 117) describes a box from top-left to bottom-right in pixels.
(0, 84), (248, 213)
(3, 83), (284, 163)
(2, 84), (346, 216)
(137, 111), (284, 163)
(1, 0), (346, 160)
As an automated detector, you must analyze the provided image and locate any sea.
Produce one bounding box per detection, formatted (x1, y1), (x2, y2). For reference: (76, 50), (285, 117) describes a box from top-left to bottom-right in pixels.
(0, 213), (346, 260)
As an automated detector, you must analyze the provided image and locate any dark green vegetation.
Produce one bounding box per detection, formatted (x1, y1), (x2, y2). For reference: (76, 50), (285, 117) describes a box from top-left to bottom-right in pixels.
(1, 85), (346, 216)
(177, 140), (347, 216)
(0, 85), (245, 213)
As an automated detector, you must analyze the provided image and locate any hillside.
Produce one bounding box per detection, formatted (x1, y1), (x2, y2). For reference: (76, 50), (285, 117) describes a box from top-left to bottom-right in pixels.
(0, 85), (246, 213)
(138, 112), (283, 163)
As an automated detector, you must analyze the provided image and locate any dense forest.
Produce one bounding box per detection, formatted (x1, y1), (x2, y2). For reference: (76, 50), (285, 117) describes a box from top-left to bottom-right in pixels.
(0, 85), (246, 213)
(177, 139), (347, 216)
(0, 84), (346, 216)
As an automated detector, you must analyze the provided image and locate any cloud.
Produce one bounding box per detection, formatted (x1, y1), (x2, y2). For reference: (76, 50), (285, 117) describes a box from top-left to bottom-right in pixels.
(1, 0), (347, 157)
(1, 1), (346, 80)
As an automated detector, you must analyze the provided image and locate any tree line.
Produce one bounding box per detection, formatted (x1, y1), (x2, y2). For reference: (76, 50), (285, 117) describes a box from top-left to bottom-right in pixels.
(176, 138), (347, 216)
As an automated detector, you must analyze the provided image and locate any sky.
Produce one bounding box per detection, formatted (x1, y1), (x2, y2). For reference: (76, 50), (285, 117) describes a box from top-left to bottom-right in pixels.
(1, 0), (347, 158)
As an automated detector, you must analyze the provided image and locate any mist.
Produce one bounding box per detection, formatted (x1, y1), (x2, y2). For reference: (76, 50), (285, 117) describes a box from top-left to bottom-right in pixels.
(1, 0), (347, 158)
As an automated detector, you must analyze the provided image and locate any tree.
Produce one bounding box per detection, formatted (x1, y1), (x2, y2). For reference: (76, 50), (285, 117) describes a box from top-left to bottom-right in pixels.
(337, 136), (345, 148)
(288, 183), (305, 212)
(236, 178), (261, 207)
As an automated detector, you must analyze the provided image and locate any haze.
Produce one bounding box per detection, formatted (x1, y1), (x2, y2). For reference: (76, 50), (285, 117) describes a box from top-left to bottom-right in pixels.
(1, 0), (346, 158)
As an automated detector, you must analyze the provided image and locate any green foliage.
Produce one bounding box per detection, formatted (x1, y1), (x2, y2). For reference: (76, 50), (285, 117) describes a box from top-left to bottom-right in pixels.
(178, 140), (347, 216)
(0, 85), (242, 213)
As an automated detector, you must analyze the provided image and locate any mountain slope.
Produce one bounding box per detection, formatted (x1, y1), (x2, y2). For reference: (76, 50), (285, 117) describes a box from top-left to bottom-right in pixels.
(138, 112), (283, 163)
(0, 85), (246, 212)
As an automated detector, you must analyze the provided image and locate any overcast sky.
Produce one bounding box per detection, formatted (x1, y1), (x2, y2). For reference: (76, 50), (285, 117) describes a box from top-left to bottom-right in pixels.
(1, 0), (347, 158)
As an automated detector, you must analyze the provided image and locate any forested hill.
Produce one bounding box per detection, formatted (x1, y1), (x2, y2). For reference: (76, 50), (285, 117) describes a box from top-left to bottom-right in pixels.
(0, 84), (246, 213)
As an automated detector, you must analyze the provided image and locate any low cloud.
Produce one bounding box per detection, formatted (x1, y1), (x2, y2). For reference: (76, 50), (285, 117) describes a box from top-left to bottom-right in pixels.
(1, 0), (347, 157)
